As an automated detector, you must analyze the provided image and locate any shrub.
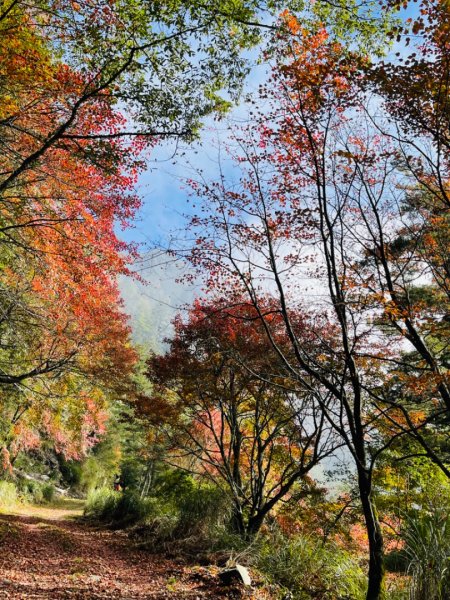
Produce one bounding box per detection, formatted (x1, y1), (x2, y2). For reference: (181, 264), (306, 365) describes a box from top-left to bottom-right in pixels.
(42, 483), (55, 503)
(58, 458), (82, 489)
(85, 488), (141, 523)
(255, 529), (366, 600)
(85, 488), (160, 524)
(28, 482), (43, 504)
(84, 476), (235, 557)
(174, 480), (231, 538)
(17, 479), (50, 504)
(0, 480), (18, 509)
(110, 490), (156, 525)
(84, 487), (121, 521)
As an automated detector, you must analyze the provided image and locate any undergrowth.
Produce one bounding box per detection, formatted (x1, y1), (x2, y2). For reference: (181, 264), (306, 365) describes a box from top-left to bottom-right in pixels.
(255, 529), (366, 600)
(0, 481), (18, 509)
(84, 483), (367, 599)
(0, 479), (57, 508)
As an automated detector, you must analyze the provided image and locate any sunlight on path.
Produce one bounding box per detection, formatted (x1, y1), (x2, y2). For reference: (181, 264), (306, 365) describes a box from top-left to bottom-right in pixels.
(2, 498), (85, 521)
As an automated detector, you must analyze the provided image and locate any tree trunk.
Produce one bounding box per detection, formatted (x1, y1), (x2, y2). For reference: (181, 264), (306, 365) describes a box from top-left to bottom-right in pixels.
(358, 469), (385, 600)
(230, 506), (266, 540)
(230, 504), (245, 536)
(246, 511), (265, 538)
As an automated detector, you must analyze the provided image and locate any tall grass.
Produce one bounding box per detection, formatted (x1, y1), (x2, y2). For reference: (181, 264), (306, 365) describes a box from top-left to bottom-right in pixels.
(402, 508), (450, 600)
(16, 479), (56, 505)
(255, 529), (366, 600)
(0, 481), (18, 509)
(84, 488), (161, 526)
(84, 481), (235, 553)
(84, 488), (121, 521)
(0, 476), (57, 507)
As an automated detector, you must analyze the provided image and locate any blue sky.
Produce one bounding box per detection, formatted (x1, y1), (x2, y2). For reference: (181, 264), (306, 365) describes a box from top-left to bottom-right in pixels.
(118, 55), (268, 342)
(123, 54), (269, 252)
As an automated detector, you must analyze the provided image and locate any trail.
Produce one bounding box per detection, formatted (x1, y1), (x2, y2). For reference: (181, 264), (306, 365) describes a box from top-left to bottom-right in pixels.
(0, 502), (244, 599)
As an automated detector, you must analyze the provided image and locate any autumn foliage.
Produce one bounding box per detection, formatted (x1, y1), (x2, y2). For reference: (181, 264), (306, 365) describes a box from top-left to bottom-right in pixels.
(0, 2), (143, 466)
(143, 299), (337, 537)
(1, 1), (450, 599)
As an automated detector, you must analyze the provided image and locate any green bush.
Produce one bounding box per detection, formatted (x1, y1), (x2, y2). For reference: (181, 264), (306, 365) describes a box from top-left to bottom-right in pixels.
(27, 481), (43, 504)
(58, 458), (82, 489)
(0, 480), (18, 509)
(17, 479), (53, 504)
(84, 476), (234, 554)
(111, 490), (157, 525)
(84, 487), (121, 521)
(174, 480), (230, 537)
(42, 483), (55, 503)
(255, 529), (366, 600)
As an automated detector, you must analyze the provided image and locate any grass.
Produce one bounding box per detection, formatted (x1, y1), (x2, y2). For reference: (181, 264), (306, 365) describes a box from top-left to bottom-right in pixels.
(0, 481), (18, 509)
(255, 529), (367, 600)
(0, 478), (84, 522)
(0, 495), (84, 521)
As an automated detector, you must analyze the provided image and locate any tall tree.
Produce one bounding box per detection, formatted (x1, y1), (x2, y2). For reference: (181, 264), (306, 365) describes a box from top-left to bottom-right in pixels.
(0, 6), (141, 465)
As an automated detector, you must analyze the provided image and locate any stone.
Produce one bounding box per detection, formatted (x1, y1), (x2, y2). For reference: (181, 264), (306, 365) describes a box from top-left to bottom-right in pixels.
(219, 564), (252, 586)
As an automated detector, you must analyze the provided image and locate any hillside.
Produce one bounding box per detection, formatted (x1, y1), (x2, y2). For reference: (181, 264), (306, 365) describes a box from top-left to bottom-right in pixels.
(119, 254), (197, 353)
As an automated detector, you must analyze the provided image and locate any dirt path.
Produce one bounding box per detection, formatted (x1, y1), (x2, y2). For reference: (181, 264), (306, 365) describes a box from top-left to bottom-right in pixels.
(0, 502), (246, 599)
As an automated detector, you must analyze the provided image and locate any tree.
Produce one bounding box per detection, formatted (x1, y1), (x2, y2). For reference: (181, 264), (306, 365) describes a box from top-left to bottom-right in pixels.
(144, 300), (338, 538)
(355, 0), (450, 467)
(0, 0), (385, 464)
(0, 7), (142, 465)
(185, 24), (388, 597)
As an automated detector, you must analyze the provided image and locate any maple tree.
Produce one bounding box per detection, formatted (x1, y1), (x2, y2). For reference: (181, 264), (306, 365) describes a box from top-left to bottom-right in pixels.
(0, 0), (397, 207)
(144, 300), (339, 537)
(0, 5), (142, 467)
(184, 31), (388, 600)
(0, 0), (323, 202)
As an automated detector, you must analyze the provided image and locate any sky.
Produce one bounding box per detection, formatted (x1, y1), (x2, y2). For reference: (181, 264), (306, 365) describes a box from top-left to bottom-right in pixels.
(122, 0), (419, 250)
(124, 56), (269, 248)
(119, 56), (270, 346)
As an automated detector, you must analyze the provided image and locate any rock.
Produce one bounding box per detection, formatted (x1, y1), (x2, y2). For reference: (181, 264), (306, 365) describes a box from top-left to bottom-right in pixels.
(219, 564), (252, 586)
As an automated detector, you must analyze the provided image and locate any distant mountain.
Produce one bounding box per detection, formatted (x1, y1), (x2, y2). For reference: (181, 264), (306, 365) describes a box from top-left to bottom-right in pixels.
(119, 253), (198, 354)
